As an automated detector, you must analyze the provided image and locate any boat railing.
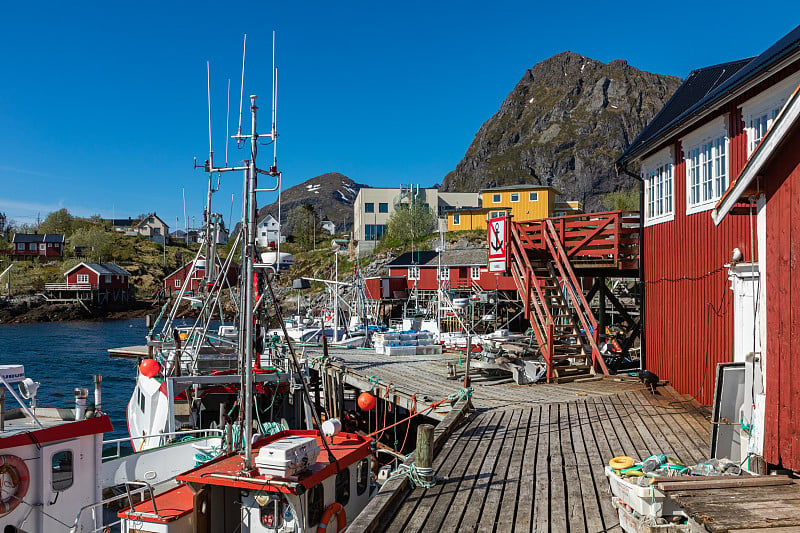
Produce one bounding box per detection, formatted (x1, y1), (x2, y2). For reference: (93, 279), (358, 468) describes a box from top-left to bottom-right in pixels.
(68, 478), (171, 533)
(102, 428), (224, 459)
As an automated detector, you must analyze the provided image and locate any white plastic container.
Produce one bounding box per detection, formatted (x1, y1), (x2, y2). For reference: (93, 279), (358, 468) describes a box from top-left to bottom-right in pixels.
(255, 436), (320, 478)
(604, 466), (680, 518)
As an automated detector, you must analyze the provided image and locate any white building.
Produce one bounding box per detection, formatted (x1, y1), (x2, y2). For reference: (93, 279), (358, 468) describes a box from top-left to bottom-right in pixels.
(321, 219), (336, 235)
(353, 185), (479, 256)
(255, 214), (285, 249)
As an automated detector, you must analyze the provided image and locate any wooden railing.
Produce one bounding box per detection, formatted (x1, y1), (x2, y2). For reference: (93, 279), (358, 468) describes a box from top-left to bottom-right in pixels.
(515, 211), (639, 268)
(44, 283), (96, 291)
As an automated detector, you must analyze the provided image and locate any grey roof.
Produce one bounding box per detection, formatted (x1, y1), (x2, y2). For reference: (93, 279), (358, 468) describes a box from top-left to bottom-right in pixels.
(66, 262), (130, 277)
(480, 184), (558, 192)
(388, 248), (487, 267)
(12, 233), (64, 243)
(619, 24), (800, 164)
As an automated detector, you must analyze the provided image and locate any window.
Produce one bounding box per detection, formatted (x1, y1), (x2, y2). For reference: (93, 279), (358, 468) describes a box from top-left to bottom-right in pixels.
(365, 224), (386, 241)
(488, 211), (507, 220)
(438, 267), (450, 281)
(16, 243), (24, 250)
(259, 496), (286, 530)
(470, 266), (481, 280)
(51, 450), (74, 491)
(39, 243), (45, 251)
(357, 458), (369, 496)
(29, 243), (36, 251)
(741, 73), (800, 156)
(378, 202), (388, 213)
(642, 148), (674, 226)
(336, 467), (350, 507)
(683, 118), (728, 214)
(105, 275), (112, 283)
(174, 279), (182, 288)
(408, 266), (420, 280)
(308, 484), (325, 527)
(77, 274), (89, 284)
(529, 192), (539, 202)
(153, 228), (160, 235)
(510, 193), (520, 202)
(492, 194), (501, 203)
(452, 213), (461, 225)
(364, 203), (375, 213)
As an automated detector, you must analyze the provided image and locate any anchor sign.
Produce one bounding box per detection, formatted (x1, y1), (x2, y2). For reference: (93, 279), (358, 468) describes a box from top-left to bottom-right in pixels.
(487, 215), (507, 272)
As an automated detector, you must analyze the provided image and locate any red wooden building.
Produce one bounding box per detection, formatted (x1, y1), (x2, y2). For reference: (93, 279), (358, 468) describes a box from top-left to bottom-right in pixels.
(164, 257), (239, 295)
(45, 262), (131, 304)
(619, 26), (800, 471)
(384, 248), (516, 293)
(8, 233), (64, 258)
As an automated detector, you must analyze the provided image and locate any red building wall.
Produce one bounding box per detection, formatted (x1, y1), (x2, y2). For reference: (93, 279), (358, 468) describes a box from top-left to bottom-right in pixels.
(388, 266), (516, 291)
(644, 109), (756, 405)
(67, 270), (99, 286)
(67, 268), (128, 288)
(763, 128), (800, 471)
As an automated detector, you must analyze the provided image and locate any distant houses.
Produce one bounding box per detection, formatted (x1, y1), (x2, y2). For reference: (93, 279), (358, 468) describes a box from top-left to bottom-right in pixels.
(7, 233), (65, 258)
(133, 213), (170, 244)
(255, 214), (285, 249)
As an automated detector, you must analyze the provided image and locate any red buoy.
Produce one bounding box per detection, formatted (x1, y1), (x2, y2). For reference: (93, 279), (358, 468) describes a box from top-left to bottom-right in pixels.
(139, 359), (160, 378)
(357, 392), (377, 411)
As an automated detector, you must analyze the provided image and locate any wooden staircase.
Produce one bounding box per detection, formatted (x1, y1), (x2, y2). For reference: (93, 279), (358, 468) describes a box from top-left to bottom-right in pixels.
(507, 211), (639, 382)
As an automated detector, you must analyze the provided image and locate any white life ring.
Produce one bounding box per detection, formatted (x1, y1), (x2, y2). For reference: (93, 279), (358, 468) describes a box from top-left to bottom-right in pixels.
(0, 454), (30, 516)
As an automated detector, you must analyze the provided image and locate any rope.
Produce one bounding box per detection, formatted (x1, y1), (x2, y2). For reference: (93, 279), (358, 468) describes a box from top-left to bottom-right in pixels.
(365, 388), (472, 439)
(386, 463), (436, 489)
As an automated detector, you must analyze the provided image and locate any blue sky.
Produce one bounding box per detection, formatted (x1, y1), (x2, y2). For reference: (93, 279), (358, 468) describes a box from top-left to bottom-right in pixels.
(1, 1), (796, 229)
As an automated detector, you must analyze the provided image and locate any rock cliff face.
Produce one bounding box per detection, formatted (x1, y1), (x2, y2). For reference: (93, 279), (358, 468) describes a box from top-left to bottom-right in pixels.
(441, 52), (682, 211)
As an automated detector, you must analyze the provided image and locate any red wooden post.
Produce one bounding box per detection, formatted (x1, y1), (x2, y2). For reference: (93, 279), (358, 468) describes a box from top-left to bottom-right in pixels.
(547, 322), (555, 383)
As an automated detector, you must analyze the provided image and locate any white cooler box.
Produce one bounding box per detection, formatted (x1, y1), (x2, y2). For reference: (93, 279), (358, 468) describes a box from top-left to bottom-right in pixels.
(255, 436), (320, 478)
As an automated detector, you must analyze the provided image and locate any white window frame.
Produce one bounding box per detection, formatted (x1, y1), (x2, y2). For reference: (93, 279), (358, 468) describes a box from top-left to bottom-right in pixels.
(438, 267), (450, 281)
(682, 116), (729, 215)
(492, 194), (501, 203)
(642, 147), (674, 227)
(529, 192), (538, 202)
(470, 266), (481, 280)
(510, 193), (520, 202)
(174, 279), (182, 288)
(488, 211), (507, 220)
(408, 266), (420, 280)
(76, 274), (89, 284)
(452, 213), (461, 225)
(741, 72), (800, 156)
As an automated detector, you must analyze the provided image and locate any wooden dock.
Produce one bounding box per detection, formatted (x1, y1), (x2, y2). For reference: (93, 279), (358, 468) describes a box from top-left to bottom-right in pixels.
(350, 386), (712, 532)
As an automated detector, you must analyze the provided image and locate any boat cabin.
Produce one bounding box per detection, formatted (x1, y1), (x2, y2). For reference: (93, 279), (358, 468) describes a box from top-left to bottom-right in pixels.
(118, 429), (374, 533)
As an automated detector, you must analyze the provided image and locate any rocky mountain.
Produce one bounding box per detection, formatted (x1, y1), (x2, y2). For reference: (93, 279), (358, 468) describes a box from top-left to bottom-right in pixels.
(441, 52), (682, 211)
(258, 172), (367, 231)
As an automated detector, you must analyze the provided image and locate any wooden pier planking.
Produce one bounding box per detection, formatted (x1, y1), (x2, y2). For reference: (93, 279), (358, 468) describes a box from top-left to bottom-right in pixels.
(365, 389), (711, 532)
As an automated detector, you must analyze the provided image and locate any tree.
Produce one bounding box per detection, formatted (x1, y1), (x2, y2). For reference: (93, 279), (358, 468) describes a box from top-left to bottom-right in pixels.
(285, 204), (322, 249)
(39, 208), (74, 235)
(603, 188), (639, 211)
(70, 226), (114, 259)
(385, 202), (437, 243)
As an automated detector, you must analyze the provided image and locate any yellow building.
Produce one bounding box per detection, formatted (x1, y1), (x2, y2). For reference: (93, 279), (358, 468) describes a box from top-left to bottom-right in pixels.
(446, 185), (582, 231)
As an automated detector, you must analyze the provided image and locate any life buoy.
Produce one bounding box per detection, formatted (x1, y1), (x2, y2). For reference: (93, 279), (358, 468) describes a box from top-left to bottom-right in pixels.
(609, 456), (635, 470)
(317, 502), (346, 532)
(0, 454), (30, 516)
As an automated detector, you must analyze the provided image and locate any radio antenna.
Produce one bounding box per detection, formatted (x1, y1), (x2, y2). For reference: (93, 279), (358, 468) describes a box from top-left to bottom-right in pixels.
(237, 33), (247, 140)
(225, 78), (231, 166)
(206, 61), (214, 166)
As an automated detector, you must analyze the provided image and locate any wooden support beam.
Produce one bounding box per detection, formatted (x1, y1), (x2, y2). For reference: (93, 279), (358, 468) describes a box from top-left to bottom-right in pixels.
(658, 476), (794, 491)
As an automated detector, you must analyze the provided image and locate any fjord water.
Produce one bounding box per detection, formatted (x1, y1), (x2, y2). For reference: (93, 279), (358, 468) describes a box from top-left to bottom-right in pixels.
(0, 319), (143, 440)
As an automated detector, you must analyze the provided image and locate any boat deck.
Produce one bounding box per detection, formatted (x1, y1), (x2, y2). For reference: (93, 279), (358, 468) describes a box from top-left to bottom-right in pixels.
(350, 386), (711, 532)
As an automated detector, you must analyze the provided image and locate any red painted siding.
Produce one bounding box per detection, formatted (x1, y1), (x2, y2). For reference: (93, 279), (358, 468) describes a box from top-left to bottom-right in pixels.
(67, 269), (99, 286)
(763, 127), (800, 471)
(388, 266), (516, 291)
(644, 140), (755, 406)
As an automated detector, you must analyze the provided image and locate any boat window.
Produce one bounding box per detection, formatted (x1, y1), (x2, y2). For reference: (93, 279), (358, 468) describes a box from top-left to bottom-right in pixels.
(307, 483), (325, 526)
(259, 496), (285, 530)
(139, 389), (145, 413)
(356, 458), (369, 496)
(336, 467), (350, 507)
(51, 450), (74, 491)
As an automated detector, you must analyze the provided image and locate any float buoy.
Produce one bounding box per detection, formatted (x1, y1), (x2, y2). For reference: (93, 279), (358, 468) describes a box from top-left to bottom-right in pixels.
(0, 455), (30, 516)
(357, 392), (377, 411)
(609, 456), (635, 470)
(317, 502), (346, 532)
(139, 359), (160, 378)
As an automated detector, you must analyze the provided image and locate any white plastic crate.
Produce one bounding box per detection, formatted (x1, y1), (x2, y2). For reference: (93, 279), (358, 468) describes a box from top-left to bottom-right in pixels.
(255, 436), (320, 478)
(604, 466), (680, 518)
(385, 345), (416, 356)
(612, 497), (688, 533)
(416, 345), (442, 355)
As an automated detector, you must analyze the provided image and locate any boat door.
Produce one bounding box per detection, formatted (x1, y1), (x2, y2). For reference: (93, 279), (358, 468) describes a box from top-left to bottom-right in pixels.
(42, 441), (96, 532)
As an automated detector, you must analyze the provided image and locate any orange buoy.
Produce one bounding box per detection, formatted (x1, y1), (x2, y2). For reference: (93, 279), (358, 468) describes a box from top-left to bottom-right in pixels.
(357, 392), (377, 411)
(317, 502), (346, 532)
(139, 359), (160, 378)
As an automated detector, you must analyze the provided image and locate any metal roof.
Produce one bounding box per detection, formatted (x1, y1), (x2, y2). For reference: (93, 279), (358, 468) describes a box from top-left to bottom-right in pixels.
(480, 184), (560, 193)
(387, 248), (487, 267)
(65, 262), (131, 277)
(12, 233), (64, 243)
(619, 24), (800, 165)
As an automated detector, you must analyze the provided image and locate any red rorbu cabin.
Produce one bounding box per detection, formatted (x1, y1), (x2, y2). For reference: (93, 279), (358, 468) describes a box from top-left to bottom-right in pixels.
(618, 25), (800, 471)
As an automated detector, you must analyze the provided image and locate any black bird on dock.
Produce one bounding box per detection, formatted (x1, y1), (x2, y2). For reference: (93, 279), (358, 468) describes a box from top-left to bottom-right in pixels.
(639, 370), (659, 394)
